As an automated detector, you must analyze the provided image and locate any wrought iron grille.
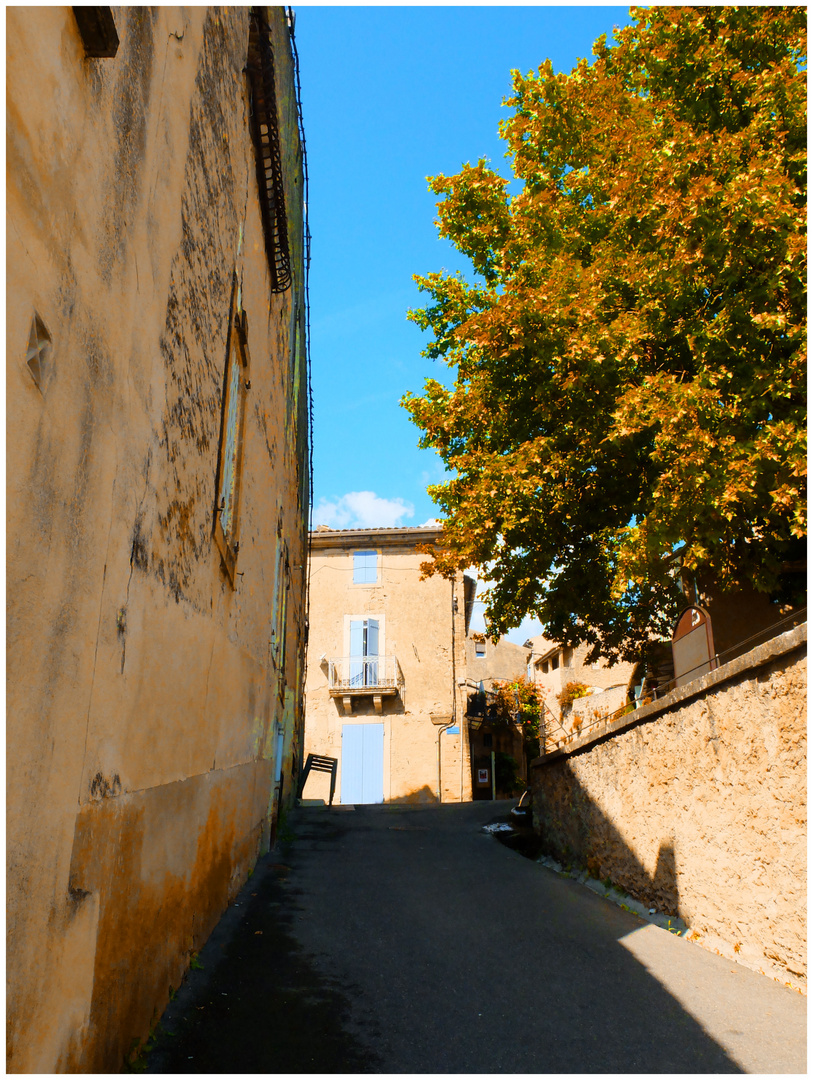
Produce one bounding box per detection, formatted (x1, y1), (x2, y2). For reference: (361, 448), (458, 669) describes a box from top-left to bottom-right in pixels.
(328, 656), (404, 692)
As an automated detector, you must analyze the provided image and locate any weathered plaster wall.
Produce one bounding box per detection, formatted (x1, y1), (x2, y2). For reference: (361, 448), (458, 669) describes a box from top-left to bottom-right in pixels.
(304, 533), (471, 804)
(466, 635), (527, 686)
(530, 632), (806, 985)
(7, 7), (307, 1072)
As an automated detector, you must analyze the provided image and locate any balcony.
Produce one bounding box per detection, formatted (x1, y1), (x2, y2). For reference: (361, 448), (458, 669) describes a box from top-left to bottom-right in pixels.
(328, 655), (403, 714)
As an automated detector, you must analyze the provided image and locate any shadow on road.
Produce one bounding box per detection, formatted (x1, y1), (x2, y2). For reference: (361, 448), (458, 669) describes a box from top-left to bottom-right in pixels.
(145, 801), (801, 1073)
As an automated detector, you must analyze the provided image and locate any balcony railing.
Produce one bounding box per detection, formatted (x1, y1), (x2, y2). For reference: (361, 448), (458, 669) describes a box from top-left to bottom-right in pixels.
(328, 655), (403, 693)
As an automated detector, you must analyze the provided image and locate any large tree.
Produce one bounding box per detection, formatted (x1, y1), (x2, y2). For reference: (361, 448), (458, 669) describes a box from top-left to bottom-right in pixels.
(403, 6), (806, 661)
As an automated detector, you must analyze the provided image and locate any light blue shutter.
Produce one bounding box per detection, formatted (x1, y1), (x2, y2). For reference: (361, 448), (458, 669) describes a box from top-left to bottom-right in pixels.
(349, 620), (364, 686)
(365, 619), (379, 685)
(364, 551), (377, 583)
(353, 550), (377, 583)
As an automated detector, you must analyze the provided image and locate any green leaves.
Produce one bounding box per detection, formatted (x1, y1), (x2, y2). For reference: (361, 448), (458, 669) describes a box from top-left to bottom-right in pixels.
(404, 7), (806, 661)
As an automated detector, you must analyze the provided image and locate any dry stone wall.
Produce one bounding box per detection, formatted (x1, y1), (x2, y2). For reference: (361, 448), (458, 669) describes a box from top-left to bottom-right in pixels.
(531, 629), (806, 986)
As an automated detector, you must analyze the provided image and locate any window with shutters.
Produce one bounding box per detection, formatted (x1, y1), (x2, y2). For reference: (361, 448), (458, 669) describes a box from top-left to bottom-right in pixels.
(213, 275), (251, 587)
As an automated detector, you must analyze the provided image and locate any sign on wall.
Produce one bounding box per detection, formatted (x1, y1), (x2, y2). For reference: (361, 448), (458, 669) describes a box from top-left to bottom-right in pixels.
(672, 606), (716, 688)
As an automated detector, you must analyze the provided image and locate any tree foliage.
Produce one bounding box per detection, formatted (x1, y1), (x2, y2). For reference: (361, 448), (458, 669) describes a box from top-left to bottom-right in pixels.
(403, 6), (806, 661)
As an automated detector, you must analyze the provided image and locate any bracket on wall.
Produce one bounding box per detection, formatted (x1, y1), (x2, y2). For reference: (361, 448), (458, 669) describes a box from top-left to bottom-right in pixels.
(340, 692), (384, 716)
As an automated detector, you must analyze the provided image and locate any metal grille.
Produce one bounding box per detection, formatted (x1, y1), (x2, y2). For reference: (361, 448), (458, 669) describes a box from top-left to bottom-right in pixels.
(247, 8), (291, 293)
(328, 656), (404, 692)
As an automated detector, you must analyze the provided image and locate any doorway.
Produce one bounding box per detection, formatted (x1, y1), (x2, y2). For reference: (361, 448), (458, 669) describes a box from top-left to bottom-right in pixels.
(341, 722), (384, 804)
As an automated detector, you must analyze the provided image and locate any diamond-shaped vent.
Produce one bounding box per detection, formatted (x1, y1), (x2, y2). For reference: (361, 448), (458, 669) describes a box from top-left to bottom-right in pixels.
(26, 314), (52, 393)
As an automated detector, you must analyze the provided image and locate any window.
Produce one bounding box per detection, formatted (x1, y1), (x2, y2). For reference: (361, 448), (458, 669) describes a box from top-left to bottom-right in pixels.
(271, 536), (289, 678)
(542, 660), (549, 674)
(349, 618), (379, 686)
(551, 654), (559, 671)
(213, 275), (251, 587)
(475, 642), (486, 658)
(353, 550), (377, 584)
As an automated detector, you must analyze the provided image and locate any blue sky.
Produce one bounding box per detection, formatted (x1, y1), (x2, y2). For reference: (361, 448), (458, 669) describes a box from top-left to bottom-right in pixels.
(294, 5), (633, 640)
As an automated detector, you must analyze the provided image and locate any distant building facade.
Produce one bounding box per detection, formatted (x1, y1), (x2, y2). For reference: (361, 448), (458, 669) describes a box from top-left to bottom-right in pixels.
(7, 7), (308, 1072)
(527, 635), (638, 731)
(465, 634), (529, 796)
(303, 527), (473, 804)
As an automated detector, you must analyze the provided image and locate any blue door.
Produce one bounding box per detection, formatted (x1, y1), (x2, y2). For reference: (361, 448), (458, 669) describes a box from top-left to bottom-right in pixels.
(341, 723), (384, 804)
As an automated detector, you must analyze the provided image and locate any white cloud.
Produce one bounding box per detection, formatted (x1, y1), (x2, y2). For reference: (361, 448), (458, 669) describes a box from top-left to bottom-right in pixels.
(313, 491), (415, 530)
(419, 517), (441, 527)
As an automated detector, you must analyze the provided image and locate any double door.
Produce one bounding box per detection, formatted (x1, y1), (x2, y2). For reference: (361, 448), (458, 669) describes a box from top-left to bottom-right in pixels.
(341, 723), (384, 804)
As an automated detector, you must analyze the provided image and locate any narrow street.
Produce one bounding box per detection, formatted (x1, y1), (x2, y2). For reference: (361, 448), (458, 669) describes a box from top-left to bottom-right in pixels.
(147, 801), (806, 1074)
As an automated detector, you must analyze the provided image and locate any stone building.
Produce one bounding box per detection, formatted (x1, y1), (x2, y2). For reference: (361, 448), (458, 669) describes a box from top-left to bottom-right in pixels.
(7, 7), (308, 1072)
(526, 634), (638, 731)
(303, 526), (473, 804)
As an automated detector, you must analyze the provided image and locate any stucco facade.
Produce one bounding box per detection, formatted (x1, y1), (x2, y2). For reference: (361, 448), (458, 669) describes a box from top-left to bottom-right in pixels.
(466, 634), (528, 687)
(303, 527), (472, 804)
(7, 7), (308, 1072)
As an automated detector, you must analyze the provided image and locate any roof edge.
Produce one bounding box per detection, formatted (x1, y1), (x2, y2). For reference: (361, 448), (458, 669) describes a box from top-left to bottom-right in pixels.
(310, 525), (443, 549)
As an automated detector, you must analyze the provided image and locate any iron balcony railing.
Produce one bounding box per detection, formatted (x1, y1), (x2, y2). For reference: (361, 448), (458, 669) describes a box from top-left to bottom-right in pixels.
(328, 655), (404, 692)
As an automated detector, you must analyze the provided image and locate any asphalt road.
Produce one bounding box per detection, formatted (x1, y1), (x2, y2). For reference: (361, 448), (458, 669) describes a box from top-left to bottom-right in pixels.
(147, 800), (806, 1073)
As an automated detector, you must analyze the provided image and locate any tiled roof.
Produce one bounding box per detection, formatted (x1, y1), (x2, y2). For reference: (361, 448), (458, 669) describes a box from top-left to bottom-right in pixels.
(309, 524), (443, 548)
(311, 525), (440, 535)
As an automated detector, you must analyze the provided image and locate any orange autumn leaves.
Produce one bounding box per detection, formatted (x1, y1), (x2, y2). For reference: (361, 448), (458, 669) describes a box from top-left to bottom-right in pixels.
(403, 6), (805, 661)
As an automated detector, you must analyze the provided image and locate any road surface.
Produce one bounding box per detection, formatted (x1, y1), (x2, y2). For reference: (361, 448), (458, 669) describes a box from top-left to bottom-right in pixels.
(147, 800), (806, 1073)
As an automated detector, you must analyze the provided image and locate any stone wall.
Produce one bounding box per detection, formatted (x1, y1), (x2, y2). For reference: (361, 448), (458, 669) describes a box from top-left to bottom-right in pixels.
(7, 7), (308, 1072)
(527, 632), (637, 722)
(570, 683), (628, 725)
(530, 626), (806, 986)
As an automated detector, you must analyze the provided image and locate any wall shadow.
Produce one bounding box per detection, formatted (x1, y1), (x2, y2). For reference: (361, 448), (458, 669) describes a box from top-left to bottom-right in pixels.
(139, 801), (803, 1073)
(531, 755), (684, 917)
(387, 784), (438, 805)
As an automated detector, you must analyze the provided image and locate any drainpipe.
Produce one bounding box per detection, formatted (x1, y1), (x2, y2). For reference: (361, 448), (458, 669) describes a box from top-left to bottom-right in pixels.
(437, 718), (456, 803)
(438, 579), (459, 803)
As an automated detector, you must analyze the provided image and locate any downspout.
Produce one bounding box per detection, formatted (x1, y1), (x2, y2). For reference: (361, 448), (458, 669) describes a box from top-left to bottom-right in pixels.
(458, 575), (465, 801)
(438, 579), (459, 803)
(437, 718), (455, 803)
